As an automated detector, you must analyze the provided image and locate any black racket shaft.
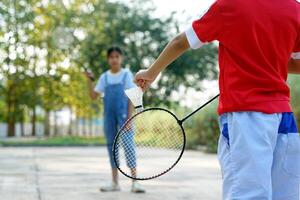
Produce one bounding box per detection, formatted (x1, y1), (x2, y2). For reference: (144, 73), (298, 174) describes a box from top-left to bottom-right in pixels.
(179, 94), (220, 124)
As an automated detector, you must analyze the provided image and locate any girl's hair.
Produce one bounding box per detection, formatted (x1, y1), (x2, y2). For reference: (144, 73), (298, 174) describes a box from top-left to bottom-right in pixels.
(107, 46), (123, 57)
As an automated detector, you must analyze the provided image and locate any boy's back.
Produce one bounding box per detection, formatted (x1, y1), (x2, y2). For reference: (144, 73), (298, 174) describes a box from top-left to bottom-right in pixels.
(135, 0), (300, 199)
(190, 0), (300, 114)
(184, 1), (300, 199)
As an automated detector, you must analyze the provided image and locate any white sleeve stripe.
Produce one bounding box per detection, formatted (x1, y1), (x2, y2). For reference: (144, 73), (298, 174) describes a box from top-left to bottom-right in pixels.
(185, 26), (205, 49)
(292, 52), (300, 59)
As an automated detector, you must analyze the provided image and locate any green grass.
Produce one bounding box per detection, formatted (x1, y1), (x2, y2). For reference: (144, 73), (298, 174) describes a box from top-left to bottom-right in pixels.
(0, 136), (106, 147)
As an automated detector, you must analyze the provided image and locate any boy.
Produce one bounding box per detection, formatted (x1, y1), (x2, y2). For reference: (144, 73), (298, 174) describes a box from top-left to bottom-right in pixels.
(135, 0), (300, 199)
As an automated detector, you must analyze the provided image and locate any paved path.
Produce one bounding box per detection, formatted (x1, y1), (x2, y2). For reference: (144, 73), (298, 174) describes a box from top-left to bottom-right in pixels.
(0, 147), (222, 200)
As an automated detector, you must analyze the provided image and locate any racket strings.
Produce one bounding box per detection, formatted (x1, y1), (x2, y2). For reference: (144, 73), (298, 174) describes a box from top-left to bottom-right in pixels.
(114, 109), (185, 180)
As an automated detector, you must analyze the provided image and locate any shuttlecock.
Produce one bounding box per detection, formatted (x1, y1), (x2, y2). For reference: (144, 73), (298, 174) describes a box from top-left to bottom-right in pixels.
(125, 87), (144, 112)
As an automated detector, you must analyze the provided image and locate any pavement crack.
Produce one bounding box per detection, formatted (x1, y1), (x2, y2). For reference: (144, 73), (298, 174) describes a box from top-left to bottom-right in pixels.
(32, 148), (42, 200)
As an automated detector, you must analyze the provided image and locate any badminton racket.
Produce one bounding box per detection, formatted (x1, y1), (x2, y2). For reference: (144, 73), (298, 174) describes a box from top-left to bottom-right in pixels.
(113, 87), (219, 180)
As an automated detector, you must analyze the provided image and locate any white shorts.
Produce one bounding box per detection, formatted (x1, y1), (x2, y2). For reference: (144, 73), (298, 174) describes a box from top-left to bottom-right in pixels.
(218, 112), (300, 200)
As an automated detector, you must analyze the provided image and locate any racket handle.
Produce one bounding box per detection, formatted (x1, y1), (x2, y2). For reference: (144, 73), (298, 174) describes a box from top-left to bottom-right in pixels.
(89, 76), (95, 82)
(83, 68), (95, 82)
(134, 105), (144, 113)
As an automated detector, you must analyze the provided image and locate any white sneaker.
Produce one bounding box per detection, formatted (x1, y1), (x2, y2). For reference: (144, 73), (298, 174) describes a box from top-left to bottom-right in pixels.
(100, 182), (121, 192)
(131, 182), (146, 193)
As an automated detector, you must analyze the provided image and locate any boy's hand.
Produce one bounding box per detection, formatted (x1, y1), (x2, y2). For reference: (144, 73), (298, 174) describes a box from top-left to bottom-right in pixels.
(135, 32), (190, 91)
(134, 69), (157, 91)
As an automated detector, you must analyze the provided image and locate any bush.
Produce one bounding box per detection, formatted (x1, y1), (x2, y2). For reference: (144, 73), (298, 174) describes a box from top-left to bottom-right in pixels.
(184, 102), (219, 153)
(289, 75), (300, 129)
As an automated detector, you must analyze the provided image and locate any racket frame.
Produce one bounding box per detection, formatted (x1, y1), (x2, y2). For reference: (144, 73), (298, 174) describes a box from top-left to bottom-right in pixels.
(112, 107), (186, 181)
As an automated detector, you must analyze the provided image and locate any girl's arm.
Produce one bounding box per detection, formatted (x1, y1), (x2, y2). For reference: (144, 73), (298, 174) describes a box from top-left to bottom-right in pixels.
(288, 58), (300, 74)
(135, 32), (190, 90)
(128, 101), (134, 119)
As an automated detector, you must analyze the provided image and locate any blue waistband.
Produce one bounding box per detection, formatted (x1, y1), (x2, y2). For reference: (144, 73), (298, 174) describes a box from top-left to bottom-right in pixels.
(221, 113), (299, 145)
(278, 113), (298, 134)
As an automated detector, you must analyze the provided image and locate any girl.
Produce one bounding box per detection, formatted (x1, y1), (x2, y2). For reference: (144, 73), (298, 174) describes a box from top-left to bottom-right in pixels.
(85, 46), (145, 193)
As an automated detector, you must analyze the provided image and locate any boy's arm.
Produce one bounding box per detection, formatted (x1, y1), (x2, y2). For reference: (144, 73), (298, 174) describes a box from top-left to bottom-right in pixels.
(135, 0), (225, 90)
(135, 33), (190, 90)
(288, 58), (300, 74)
(288, 52), (300, 74)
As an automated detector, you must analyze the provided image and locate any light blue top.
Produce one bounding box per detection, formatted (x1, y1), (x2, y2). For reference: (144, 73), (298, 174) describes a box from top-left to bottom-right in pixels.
(94, 68), (135, 94)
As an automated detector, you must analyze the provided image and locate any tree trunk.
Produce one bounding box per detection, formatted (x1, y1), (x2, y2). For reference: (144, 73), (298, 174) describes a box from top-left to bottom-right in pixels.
(44, 110), (50, 137)
(20, 110), (25, 137)
(7, 120), (15, 137)
(68, 107), (73, 136)
(53, 111), (58, 136)
(31, 107), (36, 137)
(83, 118), (87, 136)
(74, 116), (78, 136)
(76, 117), (81, 136)
(7, 96), (15, 137)
(88, 116), (93, 137)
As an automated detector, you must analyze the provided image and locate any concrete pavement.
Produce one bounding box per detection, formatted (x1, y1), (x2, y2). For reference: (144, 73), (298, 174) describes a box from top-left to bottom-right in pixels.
(0, 147), (222, 200)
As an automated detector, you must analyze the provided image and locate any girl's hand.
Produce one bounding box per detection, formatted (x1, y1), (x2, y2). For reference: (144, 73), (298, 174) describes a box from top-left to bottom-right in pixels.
(84, 71), (95, 81)
(134, 69), (157, 91)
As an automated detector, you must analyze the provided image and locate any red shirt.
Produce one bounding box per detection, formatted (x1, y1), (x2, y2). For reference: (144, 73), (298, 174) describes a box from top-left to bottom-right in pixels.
(185, 0), (300, 115)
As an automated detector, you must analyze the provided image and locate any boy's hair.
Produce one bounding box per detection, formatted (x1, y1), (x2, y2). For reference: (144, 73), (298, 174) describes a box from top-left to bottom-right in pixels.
(107, 46), (123, 57)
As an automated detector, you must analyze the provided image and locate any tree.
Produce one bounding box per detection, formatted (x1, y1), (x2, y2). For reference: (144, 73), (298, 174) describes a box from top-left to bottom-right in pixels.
(0, 0), (36, 137)
(77, 0), (218, 107)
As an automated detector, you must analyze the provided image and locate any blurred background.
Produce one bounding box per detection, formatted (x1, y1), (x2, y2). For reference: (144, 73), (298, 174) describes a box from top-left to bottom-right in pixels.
(0, 0), (299, 152)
